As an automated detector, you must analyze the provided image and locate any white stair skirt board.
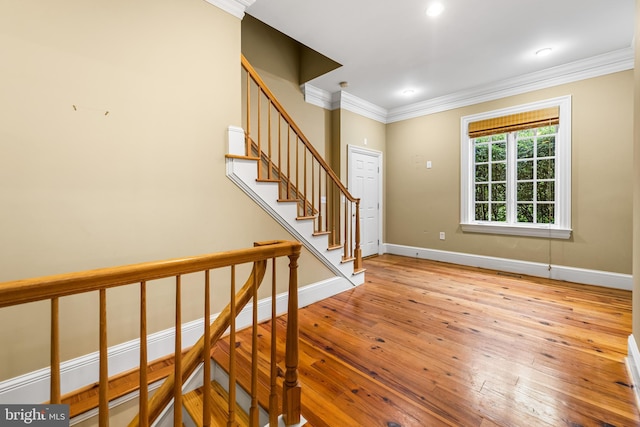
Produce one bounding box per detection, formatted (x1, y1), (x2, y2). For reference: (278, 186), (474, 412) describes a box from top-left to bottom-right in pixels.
(0, 276), (351, 408)
(627, 335), (640, 409)
(69, 380), (164, 426)
(383, 243), (633, 291)
(227, 126), (364, 287)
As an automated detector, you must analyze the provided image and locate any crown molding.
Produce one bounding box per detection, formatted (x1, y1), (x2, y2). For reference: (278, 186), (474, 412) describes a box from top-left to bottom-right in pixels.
(386, 47), (634, 123)
(301, 84), (388, 123)
(203, 0), (256, 19)
(301, 47), (633, 124)
(301, 83), (333, 110)
(333, 91), (388, 123)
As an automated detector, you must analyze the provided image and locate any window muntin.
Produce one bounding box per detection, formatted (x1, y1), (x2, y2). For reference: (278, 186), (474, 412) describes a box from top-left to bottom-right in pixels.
(474, 134), (507, 222)
(461, 96), (571, 239)
(515, 125), (557, 225)
(473, 125), (558, 225)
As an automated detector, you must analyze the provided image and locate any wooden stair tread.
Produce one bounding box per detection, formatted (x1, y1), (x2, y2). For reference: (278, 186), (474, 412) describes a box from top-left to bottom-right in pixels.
(296, 215), (316, 221)
(183, 381), (250, 427)
(210, 347), (279, 409)
(256, 178), (281, 183)
(225, 154), (260, 161)
(62, 354), (177, 417)
(312, 231), (331, 236)
(327, 244), (343, 251)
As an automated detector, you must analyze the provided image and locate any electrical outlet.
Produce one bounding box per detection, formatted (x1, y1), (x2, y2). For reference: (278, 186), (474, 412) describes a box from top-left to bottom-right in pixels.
(439, 232), (445, 240)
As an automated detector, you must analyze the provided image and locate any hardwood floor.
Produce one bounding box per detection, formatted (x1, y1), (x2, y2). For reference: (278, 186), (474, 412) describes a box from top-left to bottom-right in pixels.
(215, 254), (639, 427)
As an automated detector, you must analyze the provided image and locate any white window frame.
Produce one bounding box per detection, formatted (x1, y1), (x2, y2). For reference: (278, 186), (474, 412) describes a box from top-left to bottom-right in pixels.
(460, 95), (572, 239)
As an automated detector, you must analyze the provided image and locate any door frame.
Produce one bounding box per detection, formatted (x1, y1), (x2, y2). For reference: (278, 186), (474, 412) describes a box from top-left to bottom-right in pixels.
(347, 144), (383, 256)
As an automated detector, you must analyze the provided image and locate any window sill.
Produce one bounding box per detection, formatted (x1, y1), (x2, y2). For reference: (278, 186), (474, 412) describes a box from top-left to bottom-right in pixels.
(460, 223), (572, 239)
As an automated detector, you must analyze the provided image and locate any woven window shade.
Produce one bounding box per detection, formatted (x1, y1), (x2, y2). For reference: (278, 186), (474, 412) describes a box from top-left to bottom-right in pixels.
(468, 107), (560, 138)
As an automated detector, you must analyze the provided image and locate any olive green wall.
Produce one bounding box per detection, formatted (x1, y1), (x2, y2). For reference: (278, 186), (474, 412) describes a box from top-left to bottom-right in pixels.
(0, 0), (332, 381)
(241, 15), (333, 161)
(386, 71), (634, 274)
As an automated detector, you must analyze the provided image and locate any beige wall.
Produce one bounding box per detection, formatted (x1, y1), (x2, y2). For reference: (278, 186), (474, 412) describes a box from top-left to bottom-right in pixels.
(339, 109), (387, 177)
(337, 109), (387, 238)
(0, 0), (332, 380)
(386, 71), (634, 274)
(1, 0), (633, 384)
(633, 0), (640, 353)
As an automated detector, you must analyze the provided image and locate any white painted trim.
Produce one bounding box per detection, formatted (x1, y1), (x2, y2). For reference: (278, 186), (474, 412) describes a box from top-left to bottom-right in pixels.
(334, 91), (388, 124)
(626, 335), (640, 409)
(69, 380), (164, 425)
(0, 276), (352, 406)
(460, 223), (571, 239)
(270, 414), (308, 427)
(386, 47), (633, 123)
(202, 0), (256, 19)
(301, 47), (633, 124)
(226, 127), (364, 286)
(347, 145), (384, 256)
(227, 125), (246, 156)
(460, 95), (572, 238)
(384, 243), (633, 290)
(301, 83), (333, 110)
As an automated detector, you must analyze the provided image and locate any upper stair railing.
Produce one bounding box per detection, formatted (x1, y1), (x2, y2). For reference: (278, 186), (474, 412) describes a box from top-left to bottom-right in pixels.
(0, 240), (303, 427)
(237, 55), (363, 273)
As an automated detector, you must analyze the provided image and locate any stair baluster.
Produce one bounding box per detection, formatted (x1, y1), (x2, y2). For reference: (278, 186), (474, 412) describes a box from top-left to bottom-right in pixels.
(240, 55), (363, 274)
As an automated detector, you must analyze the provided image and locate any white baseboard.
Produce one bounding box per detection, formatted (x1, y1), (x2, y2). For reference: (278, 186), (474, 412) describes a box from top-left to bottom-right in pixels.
(383, 243), (632, 290)
(0, 276), (351, 407)
(627, 335), (640, 409)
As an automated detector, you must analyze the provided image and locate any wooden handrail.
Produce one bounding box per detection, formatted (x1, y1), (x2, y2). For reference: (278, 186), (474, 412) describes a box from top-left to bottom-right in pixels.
(0, 242), (299, 308)
(0, 240), (302, 427)
(241, 55), (356, 203)
(240, 55), (362, 271)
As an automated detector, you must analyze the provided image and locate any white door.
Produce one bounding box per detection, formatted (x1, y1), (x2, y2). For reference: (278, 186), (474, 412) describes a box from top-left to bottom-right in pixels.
(349, 147), (381, 258)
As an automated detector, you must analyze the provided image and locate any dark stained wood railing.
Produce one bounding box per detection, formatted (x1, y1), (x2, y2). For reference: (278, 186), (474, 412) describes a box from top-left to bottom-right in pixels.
(0, 240), (302, 427)
(239, 55), (363, 273)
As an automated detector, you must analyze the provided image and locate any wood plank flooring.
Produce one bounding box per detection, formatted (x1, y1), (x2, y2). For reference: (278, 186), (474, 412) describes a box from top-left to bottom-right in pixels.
(214, 254), (639, 427)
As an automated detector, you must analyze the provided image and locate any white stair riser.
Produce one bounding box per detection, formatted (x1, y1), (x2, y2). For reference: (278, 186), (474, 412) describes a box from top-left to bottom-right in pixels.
(227, 128), (364, 287)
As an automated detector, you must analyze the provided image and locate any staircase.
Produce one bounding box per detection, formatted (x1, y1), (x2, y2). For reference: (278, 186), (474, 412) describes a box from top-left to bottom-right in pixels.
(183, 381), (253, 427)
(127, 241), (304, 427)
(155, 340), (303, 427)
(181, 350), (278, 427)
(227, 56), (365, 288)
(0, 56), (363, 427)
(0, 240), (306, 427)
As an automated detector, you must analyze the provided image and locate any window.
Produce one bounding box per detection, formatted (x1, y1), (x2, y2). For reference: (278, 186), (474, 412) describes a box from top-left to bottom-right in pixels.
(460, 96), (571, 239)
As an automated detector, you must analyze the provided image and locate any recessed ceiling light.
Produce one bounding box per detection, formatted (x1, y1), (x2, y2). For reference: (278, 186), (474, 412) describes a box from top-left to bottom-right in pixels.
(426, 2), (444, 17)
(535, 47), (553, 57)
(402, 89), (416, 96)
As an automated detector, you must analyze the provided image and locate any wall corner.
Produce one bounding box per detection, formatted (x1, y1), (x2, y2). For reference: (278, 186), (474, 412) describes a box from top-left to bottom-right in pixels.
(627, 335), (640, 408)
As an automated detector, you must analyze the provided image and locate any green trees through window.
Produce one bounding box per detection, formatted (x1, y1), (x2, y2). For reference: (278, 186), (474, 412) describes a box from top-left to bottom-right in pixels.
(473, 126), (558, 224)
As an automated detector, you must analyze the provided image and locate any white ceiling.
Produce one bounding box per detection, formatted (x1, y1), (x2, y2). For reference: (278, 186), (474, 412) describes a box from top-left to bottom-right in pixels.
(246, 0), (635, 111)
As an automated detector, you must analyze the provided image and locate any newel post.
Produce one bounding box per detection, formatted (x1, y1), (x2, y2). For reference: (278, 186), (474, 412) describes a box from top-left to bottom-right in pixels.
(283, 244), (302, 425)
(353, 199), (363, 271)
